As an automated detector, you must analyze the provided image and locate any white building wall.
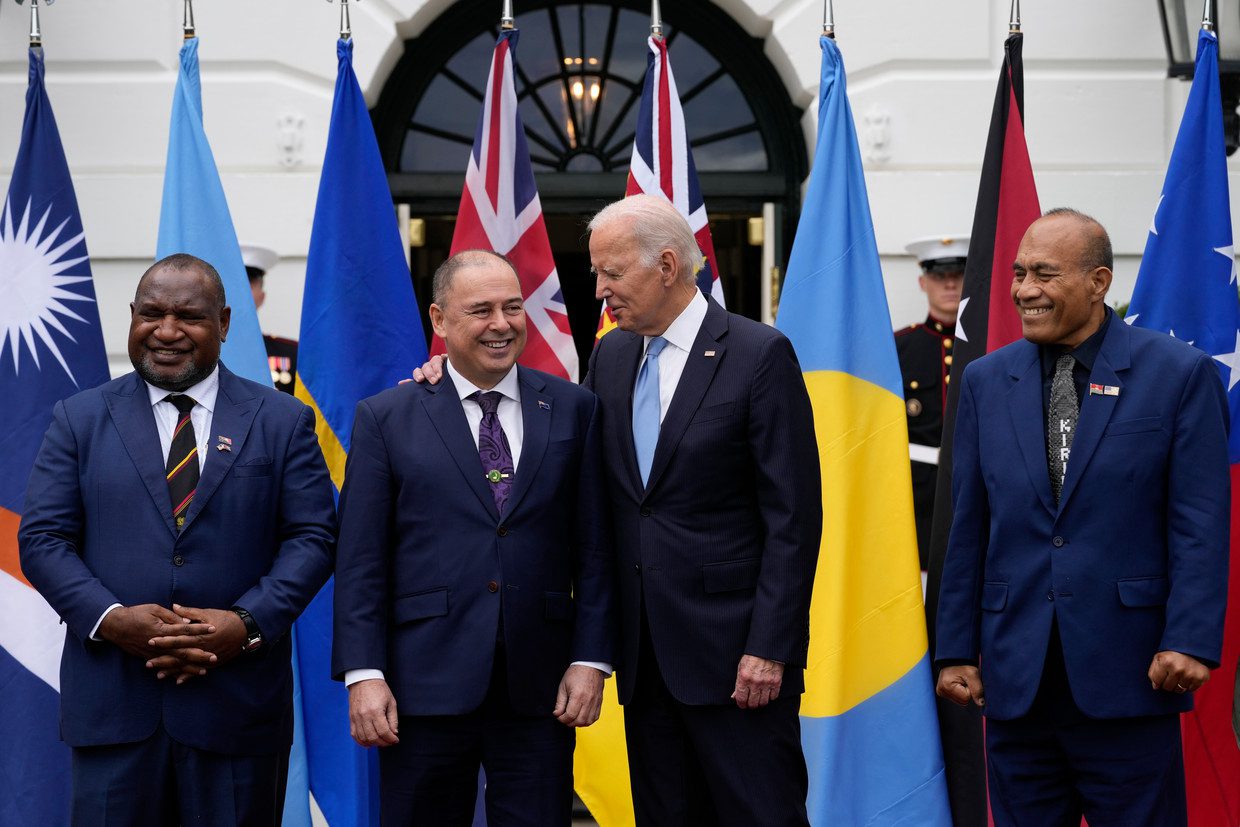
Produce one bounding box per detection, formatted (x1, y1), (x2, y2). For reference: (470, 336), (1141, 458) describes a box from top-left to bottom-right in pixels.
(0, 0), (1224, 373)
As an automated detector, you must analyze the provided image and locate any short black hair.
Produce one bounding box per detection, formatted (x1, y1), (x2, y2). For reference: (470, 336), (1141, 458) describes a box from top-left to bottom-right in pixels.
(1042, 207), (1113, 272)
(138, 253), (227, 309)
(431, 249), (518, 306)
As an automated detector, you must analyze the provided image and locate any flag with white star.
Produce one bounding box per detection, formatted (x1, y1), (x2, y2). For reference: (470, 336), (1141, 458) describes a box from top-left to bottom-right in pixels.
(1128, 26), (1240, 826)
(0, 46), (110, 826)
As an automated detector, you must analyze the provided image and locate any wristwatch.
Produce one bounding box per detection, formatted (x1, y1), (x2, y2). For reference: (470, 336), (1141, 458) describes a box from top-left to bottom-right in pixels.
(230, 606), (263, 653)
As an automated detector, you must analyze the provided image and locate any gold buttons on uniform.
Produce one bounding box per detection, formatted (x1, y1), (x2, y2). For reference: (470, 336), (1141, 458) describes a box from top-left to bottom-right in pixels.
(910, 380), (920, 390)
(944, 355), (953, 366)
(944, 339), (953, 349)
(907, 399), (923, 416)
(945, 374), (951, 384)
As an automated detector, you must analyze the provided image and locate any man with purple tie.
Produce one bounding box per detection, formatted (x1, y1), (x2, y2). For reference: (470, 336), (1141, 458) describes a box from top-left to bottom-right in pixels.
(332, 250), (615, 826)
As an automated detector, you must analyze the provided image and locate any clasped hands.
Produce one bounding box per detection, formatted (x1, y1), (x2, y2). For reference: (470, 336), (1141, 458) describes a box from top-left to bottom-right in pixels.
(936, 650), (1210, 708)
(98, 603), (247, 685)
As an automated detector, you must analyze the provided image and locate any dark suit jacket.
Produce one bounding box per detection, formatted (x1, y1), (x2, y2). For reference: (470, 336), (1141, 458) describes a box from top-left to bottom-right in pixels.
(18, 365), (337, 754)
(936, 317), (1230, 720)
(585, 297), (822, 706)
(331, 366), (615, 717)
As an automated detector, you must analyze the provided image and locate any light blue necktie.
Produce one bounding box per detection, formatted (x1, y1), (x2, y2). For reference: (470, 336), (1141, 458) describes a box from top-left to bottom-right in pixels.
(633, 336), (669, 486)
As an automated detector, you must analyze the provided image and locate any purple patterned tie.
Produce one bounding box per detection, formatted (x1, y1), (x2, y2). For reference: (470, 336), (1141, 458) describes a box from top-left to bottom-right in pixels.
(472, 391), (514, 513)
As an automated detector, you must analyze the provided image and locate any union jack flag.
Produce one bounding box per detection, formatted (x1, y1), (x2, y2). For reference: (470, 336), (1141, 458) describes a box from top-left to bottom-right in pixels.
(598, 34), (723, 341)
(437, 28), (578, 382)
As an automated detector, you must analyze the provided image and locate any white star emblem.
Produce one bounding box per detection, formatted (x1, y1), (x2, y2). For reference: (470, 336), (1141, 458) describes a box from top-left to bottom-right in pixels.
(1125, 313), (1139, 325)
(955, 295), (970, 343)
(0, 196), (95, 385)
(1169, 329), (1195, 346)
(1214, 244), (1237, 285)
(1214, 330), (1240, 391)
(1150, 195), (1163, 236)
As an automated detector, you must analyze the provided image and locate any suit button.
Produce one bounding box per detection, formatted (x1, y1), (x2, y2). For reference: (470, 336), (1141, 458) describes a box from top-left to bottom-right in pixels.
(1052, 536), (1065, 548)
(488, 581), (499, 593)
(1047, 591), (1055, 601)
(173, 555), (185, 567)
(497, 525), (508, 537)
(640, 507), (651, 517)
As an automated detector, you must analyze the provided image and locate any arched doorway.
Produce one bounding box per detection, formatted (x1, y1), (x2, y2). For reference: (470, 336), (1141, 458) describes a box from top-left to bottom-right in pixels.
(373, 0), (807, 367)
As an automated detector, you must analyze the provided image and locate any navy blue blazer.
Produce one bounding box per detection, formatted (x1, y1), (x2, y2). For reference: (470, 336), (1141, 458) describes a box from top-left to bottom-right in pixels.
(585, 298), (822, 706)
(936, 317), (1230, 720)
(19, 365), (337, 754)
(331, 366), (615, 717)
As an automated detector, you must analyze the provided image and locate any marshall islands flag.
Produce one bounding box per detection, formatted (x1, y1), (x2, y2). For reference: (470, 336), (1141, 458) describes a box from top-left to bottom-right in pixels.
(774, 34), (952, 824)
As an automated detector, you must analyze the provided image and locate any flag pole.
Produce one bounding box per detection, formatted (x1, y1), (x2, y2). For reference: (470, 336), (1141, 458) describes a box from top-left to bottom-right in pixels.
(500, 0), (514, 31)
(1202, 0), (1214, 31)
(822, 0), (834, 39)
(650, 0), (662, 39)
(340, 0), (352, 41)
(183, 0), (195, 39)
(27, 0), (43, 47)
(1008, 0), (1020, 33)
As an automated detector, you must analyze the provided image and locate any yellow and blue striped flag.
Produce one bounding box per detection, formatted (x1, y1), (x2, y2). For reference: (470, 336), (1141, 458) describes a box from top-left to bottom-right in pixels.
(775, 35), (951, 824)
(285, 37), (429, 827)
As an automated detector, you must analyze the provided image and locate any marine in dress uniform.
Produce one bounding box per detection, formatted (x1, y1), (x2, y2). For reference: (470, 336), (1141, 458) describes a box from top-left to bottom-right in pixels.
(894, 235), (967, 570)
(242, 243), (299, 395)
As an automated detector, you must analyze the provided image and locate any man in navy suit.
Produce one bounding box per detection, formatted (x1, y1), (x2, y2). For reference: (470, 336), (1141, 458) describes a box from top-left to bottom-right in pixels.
(332, 250), (614, 826)
(585, 195), (821, 826)
(19, 253), (337, 825)
(936, 209), (1230, 826)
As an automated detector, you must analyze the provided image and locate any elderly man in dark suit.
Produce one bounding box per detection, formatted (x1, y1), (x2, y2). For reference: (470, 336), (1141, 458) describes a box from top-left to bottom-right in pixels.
(19, 253), (337, 825)
(936, 210), (1230, 826)
(584, 194), (822, 826)
(332, 250), (614, 826)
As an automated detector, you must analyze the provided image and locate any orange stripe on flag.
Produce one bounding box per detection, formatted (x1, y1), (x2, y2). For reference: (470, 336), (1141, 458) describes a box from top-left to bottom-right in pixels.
(0, 507), (31, 588)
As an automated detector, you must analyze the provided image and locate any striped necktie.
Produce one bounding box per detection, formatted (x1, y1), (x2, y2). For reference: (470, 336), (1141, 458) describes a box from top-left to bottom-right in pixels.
(165, 394), (200, 530)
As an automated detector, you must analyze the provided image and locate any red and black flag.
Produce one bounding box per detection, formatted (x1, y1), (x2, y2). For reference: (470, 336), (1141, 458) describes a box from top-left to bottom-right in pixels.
(923, 30), (1041, 827)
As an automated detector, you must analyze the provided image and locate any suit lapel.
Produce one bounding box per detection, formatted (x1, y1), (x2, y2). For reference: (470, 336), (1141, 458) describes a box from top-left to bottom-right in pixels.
(1006, 346), (1057, 517)
(182, 367), (259, 532)
(611, 333), (645, 495)
(422, 375), (501, 521)
(104, 373), (178, 538)
(504, 367), (550, 517)
(644, 301), (727, 495)
(1057, 321), (1129, 513)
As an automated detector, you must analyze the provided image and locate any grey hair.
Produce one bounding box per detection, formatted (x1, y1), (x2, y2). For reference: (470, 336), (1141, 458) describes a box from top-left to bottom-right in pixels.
(1041, 207), (1113, 272)
(588, 194), (705, 284)
(431, 249), (518, 306)
(139, 253), (226, 310)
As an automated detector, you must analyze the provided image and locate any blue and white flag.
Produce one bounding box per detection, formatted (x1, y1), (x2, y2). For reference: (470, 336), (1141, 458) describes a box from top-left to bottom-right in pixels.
(157, 36), (268, 385)
(1127, 27), (1240, 825)
(0, 46), (110, 826)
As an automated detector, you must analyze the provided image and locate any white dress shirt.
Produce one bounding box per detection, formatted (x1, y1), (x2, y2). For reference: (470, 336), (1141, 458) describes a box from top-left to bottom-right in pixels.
(346, 363), (609, 687)
(90, 367), (221, 640)
(639, 290), (709, 420)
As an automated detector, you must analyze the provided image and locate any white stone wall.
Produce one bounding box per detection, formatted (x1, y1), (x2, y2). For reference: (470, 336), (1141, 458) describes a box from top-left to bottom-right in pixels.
(0, 0), (1228, 374)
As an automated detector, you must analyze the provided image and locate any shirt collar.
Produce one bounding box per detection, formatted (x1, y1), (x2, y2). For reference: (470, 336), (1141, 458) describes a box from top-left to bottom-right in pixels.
(647, 289), (708, 354)
(146, 364), (220, 413)
(445, 359), (521, 403)
(1040, 307), (1113, 377)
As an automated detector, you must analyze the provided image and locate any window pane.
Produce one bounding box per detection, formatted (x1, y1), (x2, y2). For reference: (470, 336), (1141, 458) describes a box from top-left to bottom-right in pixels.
(692, 130), (767, 172)
(410, 74), (481, 140)
(402, 131), (473, 172)
(683, 73), (755, 137)
(660, 31), (719, 96)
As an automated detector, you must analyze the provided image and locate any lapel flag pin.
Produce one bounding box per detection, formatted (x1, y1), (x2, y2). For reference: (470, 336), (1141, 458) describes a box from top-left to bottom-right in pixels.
(704, 350), (716, 357)
(1088, 384), (1121, 397)
(216, 435), (232, 452)
(538, 400), (551, 410)
(218, 435), (233, 445)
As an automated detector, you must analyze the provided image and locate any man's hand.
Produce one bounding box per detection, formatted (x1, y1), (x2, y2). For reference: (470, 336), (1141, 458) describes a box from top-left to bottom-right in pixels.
(554, 664), (606, 727)
(349, 679), (400, 747)
(732, 654), (784, 709)
(146, 605), (247, 683)
(408, 354), (447, 385)
(97, 603), (213, 660)
(936, 665), (986, 707)
(1148, 650), (1210, 694)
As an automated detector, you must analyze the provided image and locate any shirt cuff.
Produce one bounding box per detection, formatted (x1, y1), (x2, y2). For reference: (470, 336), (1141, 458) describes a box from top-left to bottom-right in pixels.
(571, 660), (612, 675)
(345, 668), (386, 687)
(90, 604), (122, 641)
